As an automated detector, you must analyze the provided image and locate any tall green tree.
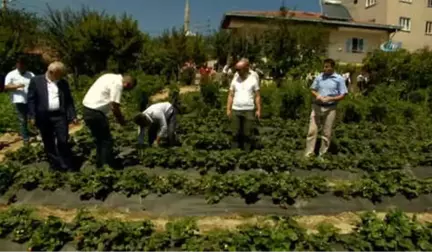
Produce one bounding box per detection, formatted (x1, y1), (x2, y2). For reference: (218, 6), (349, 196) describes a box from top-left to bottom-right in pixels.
(43, 6), (144, 86)
(208, 29), (231, 65)
(0, 9), (41, 73)
(262, 20), (328, 85)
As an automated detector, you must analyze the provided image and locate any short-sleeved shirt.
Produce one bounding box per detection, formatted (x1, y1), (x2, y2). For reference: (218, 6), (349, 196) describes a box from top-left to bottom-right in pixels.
(230, 72), (260, 111)
(311, 72), (348, 105)
(4, 69), (35, 104)
(82, 73), (123, 115)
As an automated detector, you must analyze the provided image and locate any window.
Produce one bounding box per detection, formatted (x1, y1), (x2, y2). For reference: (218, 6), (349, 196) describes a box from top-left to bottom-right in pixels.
(346, 38), (364, 53)
(365, 0), (376, 7)
(354, 0), (358, 4)
(426, 21), (432, 35)
(429, 0), (432, 7)
(399, 17), (411, 31)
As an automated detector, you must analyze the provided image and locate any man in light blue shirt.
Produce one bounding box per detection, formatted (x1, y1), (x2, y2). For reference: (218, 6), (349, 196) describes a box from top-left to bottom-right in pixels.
(305, 58), (348, 158)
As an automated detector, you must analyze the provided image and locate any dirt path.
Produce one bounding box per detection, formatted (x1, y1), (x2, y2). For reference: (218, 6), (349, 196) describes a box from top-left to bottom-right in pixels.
(0, 124), (83, 163)
(150, 85), (199, 102)
(0, 204), (430, 234)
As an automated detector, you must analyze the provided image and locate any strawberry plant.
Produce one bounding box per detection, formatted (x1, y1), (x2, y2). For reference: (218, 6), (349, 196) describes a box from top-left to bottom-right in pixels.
(27, 216), (72, 251)
(1, 163), (431, 207)
(0, 207), (430, 251)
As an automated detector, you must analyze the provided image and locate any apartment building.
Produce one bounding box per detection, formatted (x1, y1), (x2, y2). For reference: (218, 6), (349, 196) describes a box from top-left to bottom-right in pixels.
(341, 0), (432, 51)
(221, 5), (399, 64)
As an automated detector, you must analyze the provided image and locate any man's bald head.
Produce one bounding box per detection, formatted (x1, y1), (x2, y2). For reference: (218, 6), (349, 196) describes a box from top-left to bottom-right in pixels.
(240, 58), (250, 65)
(122, 75), (137, 90)
(235, 58), (250, 78)
(235, 60), (247, 70)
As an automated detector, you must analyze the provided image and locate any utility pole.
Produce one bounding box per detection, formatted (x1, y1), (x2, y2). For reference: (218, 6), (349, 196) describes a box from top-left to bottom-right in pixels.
(2, 0), (7, 11)
(206, 17), (211, 36)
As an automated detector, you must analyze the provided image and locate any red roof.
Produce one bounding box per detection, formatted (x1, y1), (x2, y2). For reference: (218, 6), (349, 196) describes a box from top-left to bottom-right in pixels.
(229, 10), (323, 20)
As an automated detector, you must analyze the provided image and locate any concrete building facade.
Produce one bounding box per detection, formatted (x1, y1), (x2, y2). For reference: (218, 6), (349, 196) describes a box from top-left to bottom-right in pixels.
(341, 0), (432, 50)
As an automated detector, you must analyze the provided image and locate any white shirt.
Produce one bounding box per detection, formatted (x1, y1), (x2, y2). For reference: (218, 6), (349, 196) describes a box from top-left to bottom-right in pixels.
(46, 76), (60, 111)
(4, 69), (34, 104)
(357, 74), (369, 83)
(222, 65), (233, 75)
(82, 74), (123, 115)
(342, 72), (351, 84)
(143, 102), (174, 137)
(230, 72), (260, 111)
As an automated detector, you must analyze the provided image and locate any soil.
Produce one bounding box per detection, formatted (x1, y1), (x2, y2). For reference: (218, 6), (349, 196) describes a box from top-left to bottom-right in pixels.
(0, 123), (83, 162)
(0, 204), (431, 234)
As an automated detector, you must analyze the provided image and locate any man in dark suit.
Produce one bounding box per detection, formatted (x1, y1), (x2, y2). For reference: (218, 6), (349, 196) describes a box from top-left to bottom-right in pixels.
(27, 61), (78, 170)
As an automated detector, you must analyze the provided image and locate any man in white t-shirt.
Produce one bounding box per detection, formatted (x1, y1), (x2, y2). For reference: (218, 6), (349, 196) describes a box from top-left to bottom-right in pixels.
(226, 59), (261, 152)
(82, 73), (136, 168)
(133, 102), (178, 147)
(4, 56), (35, 144)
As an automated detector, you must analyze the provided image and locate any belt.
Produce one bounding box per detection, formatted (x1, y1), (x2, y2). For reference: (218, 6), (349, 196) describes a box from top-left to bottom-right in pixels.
(314, 102), (337, 107)
(47, 110), (63, 115)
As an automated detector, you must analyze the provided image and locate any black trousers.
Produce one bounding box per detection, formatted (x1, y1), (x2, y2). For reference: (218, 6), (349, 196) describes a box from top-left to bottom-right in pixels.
(36, 111), (73, 170)
(82, 107), (115, 168)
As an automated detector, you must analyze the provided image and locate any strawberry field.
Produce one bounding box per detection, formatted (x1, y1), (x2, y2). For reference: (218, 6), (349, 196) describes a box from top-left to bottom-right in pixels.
(0, 79), (432, 250)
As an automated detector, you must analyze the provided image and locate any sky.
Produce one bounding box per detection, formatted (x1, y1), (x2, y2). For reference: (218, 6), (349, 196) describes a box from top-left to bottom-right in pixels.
(12, 0), (320, 36)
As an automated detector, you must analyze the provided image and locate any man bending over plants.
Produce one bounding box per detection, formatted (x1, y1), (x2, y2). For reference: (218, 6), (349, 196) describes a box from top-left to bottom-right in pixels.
(82, 73), (136, 168)
(133, 101), (178, 147)
(305, 58), (348, 159)
(226, 58), (261, 152)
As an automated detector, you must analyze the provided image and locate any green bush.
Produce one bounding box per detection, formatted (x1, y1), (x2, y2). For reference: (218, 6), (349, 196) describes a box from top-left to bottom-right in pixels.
(258, 84), (279, 119)
(339, 96), (365, 123)
(278, 81), (310, 120)
(128, 73), (165, 113)
(200, 81), (221, 109)
(179, 67), (196, 85)
(363, 48), (432, 91)
(0, 93), (18, 133)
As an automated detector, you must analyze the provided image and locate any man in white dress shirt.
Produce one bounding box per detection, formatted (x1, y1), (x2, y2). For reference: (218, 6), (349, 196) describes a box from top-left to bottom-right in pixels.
(27, 61), (77, 170)
(82, 73), (136, 168)
(133, 102), (178, 147)
(4, 56), (35, 144)
(226, 59), (261, 152)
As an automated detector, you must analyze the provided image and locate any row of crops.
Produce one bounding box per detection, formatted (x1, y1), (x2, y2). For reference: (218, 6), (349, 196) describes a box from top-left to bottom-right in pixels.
(0, 82), (432, 251)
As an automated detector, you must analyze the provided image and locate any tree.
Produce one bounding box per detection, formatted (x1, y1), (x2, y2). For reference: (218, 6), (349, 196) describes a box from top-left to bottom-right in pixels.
(262, 19), (328, 86)
(43, 6), (144, 86)
(0, 9), (41, 73)
(230, 27), (263, 62)
(208, 29), (231, 65)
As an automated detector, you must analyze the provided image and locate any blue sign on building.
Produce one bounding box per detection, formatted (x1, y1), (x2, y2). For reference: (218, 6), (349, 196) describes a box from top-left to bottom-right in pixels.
(380, 41), (402, 52)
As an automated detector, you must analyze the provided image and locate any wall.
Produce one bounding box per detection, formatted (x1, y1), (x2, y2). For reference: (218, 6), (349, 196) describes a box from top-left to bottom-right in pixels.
(341, 0), (432, 51)
(341, 0), (388, 24)
(226, 17), (390, 64)
(385, 0), (432, 51)
(328, 27), (389, 63)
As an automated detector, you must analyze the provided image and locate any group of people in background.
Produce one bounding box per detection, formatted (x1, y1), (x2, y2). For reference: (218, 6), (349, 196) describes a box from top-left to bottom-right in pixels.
(2, 55), (348, 171)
